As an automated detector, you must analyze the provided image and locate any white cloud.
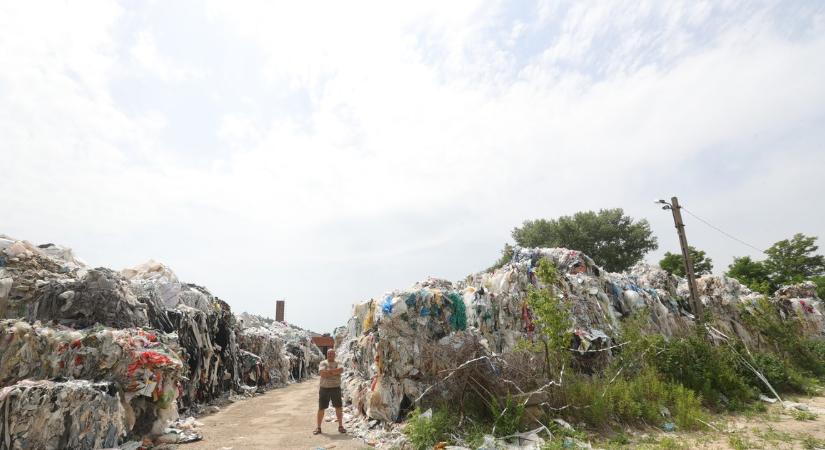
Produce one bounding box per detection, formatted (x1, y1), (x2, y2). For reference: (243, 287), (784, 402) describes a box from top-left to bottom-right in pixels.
(130, 31), (202, 82)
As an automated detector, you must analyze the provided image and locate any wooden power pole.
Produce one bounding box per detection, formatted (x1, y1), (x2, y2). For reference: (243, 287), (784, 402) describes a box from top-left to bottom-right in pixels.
(668, 197), (703, 319)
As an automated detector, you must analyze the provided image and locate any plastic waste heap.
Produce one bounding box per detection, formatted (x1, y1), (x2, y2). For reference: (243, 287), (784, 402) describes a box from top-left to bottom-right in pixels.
(0, 234), (323, 450)
(337, 247), (825, 424)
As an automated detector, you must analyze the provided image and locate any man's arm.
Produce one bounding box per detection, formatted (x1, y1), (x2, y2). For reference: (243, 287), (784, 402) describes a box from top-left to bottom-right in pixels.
(319, 367), (343, 377)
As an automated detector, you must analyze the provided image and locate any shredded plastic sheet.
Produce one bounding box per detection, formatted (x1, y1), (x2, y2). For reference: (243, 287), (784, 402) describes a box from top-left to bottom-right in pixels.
(0, 379), (127, 450)
(338, 246), (825, 423)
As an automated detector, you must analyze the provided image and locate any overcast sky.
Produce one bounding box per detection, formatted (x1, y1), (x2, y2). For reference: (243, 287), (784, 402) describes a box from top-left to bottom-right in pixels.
(1, 1), (824, 332)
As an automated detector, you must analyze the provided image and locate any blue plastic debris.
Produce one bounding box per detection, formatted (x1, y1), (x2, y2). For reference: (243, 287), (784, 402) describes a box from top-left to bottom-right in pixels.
(382, 296), (393, 315)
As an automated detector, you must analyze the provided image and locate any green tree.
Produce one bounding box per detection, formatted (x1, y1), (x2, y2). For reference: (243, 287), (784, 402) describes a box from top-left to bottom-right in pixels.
(763, 233), (825, 288)
(659, 246), (713, 277)
(726, 256), (772, 294)
(812, 275), (825, 301)
(511, 208), (658, 272)
(727, 234), (824, 295)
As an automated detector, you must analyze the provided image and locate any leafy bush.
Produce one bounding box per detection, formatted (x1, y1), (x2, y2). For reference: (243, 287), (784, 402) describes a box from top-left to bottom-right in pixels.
(523, 258), (573, 376)
(741, 350), (814, 394)
(742, 297), (825, 379)
(559, 368), (705, 430)
(653, 332), (755, 410)
(489, 395), (525, 437)
(796, 338), (825, 378)
(404, 408), (457, 450)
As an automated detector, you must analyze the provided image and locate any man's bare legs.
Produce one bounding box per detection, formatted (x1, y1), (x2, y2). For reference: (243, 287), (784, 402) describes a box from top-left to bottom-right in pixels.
(316, 408), (325, 430)
(335, 406), (343, 428)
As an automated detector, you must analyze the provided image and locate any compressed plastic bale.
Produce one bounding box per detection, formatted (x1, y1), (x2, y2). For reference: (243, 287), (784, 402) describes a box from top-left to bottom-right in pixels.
(236, 312), (270, 329)
(3, 241), (34, 259)
(234, 314), (323, 387)
(0, 320), (184, 438)
(30, 268), (149, 329)
(239, 349), (264, 385)
(0, 320), (183, 388)
(267, 321), (323, 380)
(129, 282), (176, 333)
(366, 375), (402, 422)
(176, 285), (214, 313)
(121, 260), (181, 309)
(0, 239), (72, 320)
(237, 327), (290, 386)
(0, 379), (127, 450)
(35, 243), (87, 270)
(170, 298), (243, 410)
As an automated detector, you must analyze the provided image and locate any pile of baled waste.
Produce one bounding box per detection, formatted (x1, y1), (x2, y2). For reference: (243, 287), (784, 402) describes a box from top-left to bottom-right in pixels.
(0, 235), (323, 449)
(336, 246), (825, 430)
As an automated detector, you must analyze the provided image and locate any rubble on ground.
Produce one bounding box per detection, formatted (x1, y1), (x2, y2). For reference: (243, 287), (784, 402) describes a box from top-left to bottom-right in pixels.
(337, 246), (825, 445)
(0, 234), (323, 449)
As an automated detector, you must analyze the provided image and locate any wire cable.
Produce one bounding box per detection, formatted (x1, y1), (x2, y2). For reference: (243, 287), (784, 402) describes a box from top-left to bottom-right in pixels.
(680, 206), (767, 254)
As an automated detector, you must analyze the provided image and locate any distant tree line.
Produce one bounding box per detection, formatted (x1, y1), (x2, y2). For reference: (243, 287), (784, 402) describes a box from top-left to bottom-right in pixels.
(495, 208), (824, 298)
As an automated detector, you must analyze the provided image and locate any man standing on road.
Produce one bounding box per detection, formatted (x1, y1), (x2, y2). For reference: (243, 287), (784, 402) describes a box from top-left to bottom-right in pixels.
(314, 348), (346, 435)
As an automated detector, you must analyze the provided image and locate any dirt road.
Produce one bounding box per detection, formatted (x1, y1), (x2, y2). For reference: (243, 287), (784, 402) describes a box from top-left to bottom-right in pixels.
(183, 379), (366, 450)
(624, 395), (825, 449)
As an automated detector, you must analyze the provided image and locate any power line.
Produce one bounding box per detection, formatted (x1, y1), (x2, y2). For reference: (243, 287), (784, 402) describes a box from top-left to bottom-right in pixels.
(680, 206), (766, 254)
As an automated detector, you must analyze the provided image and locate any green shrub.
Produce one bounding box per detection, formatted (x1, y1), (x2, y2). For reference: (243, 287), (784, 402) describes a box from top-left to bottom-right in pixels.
(741, 297), (825, 380)
(653, 332), (755, 410)
(792, 410), (818, 421)
(740, 350), (814, 394)
(802, 434), (825, 449)
(404, 408), (457, 450)
(728, 434), (754, 450)
(459, 420), (488, 448)
(742, 297), (825, 382)
(559, 368), (705, 430)
(523, 258), (573, 376)
(797, 338), (825, 378)
(669, 383), (704, 430)
(490, 394), (525, 437)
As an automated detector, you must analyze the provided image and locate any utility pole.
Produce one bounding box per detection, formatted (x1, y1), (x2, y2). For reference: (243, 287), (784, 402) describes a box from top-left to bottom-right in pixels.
(659, 197), (703, 319)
